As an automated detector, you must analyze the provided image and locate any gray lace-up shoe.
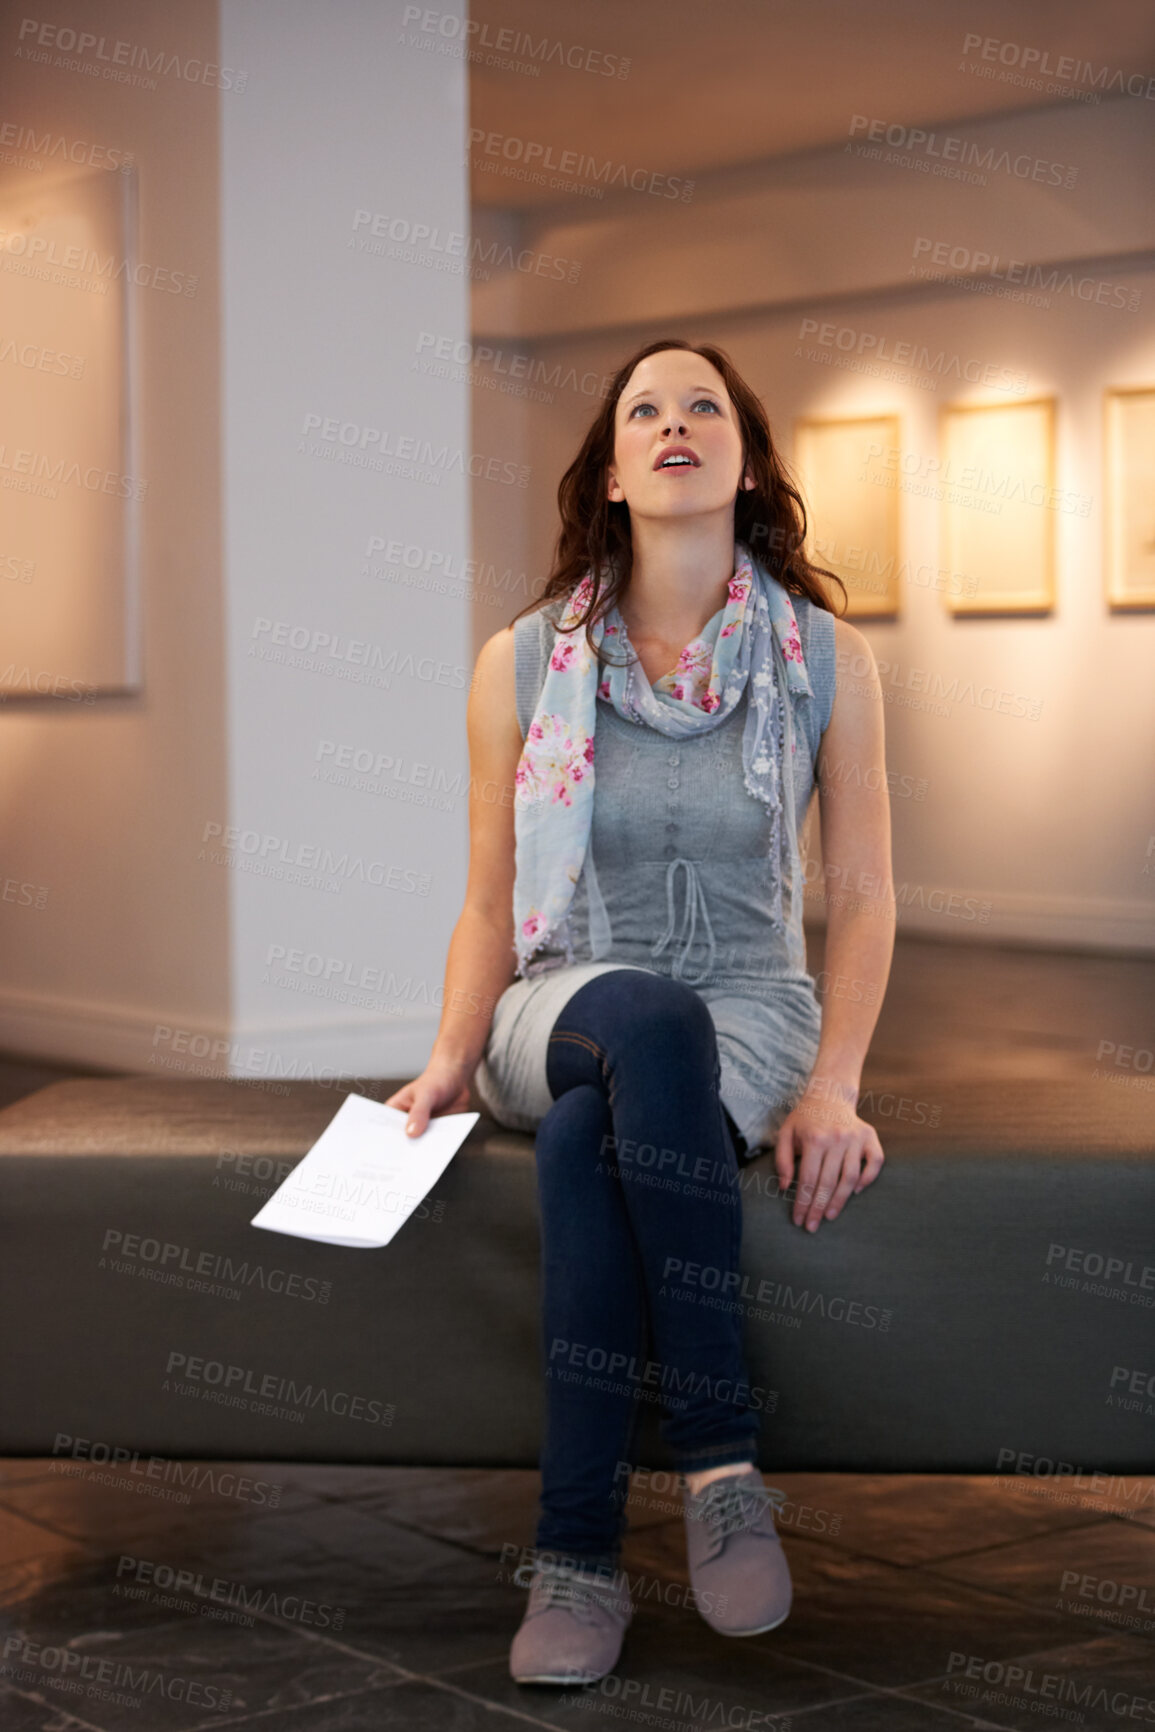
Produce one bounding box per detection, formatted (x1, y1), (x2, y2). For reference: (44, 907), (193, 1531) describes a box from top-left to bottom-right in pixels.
(509, 1557), (633, 1684)
(683, 1469), (792, 1636)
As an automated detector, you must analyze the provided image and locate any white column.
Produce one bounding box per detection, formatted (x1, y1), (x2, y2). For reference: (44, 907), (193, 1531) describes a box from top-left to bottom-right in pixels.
(218, 0), (471, 1080)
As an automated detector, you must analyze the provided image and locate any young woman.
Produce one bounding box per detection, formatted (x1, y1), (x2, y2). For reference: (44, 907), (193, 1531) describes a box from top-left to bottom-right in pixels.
(388, 338), (895, 1687)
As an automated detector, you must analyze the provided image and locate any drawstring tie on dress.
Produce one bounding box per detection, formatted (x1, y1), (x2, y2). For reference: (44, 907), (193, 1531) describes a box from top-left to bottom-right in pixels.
(651, 856), (716, 985)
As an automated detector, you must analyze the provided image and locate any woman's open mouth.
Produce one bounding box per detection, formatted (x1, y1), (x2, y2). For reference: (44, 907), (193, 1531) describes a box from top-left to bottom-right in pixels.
(654, 447), (701, 472)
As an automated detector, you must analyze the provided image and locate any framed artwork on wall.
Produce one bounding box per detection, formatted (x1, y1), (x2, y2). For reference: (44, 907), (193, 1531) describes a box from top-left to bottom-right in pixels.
(792, 413), (901, 618)
(939, 397), (1056, 616)
(0, 161), (142, 701)
(1104, 386), (1155, 610)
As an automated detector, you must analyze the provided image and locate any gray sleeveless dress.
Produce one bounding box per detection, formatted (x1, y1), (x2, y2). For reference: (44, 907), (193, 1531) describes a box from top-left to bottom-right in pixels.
(474, 590), (838, 1152)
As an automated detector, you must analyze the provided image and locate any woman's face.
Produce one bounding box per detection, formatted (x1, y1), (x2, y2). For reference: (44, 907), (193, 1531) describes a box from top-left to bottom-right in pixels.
(606, 349), (754, 521)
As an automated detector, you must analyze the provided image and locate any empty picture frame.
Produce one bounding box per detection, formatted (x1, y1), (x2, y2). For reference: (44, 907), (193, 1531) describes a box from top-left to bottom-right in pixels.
(939, 397), (1055, 615)
(0, 160), (141, 699)
(1104, 386), (1155, 610)
(792, 414), (900, 618)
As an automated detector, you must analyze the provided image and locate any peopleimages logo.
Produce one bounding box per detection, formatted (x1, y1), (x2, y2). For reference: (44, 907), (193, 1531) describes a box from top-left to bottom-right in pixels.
(198, 819), (429, 895)
(1045, 1242), (1155, 1290)
(912, 238), (1140, 311)
(51, 1433), (282, 1507)
(299, 411), (530, 486)
(99, 1228), (332, 1304)
(467, 128), (696, 201)
(0, 438), (147, 497)
(115, 1554), (345, 1629)
(560, 1672), (791, 1730)
(547, 1337), (775, 1412)
(400, 7), (632, 80)
(661, 1259), (893, 1331)
(351, 211), (581, 284)
(1060, 1565), (1155, 1616)
(943, 1650), (1155, 1722)
(847, 115), (1078, 188)
(0, 121), (134, 171)
(0, 336), (86, 378)
(959, 33), (1155, 100)
(0, 1635), (233, 1711)
(995, 1447), (1155, 1512)
(414, 333), (613, 398)
(14, 17), (249, 91)
(796, 319), (1028, 393)
(163, 1351), (396, 1426)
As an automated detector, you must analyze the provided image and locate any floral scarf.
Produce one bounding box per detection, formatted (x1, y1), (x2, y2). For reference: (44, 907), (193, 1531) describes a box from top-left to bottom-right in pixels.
(512, 542), (812, 978)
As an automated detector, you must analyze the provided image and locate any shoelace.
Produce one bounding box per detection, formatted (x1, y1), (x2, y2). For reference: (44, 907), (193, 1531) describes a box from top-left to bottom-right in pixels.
(690, 1477), (788, 1561)
(512, 1561), (625, 1624)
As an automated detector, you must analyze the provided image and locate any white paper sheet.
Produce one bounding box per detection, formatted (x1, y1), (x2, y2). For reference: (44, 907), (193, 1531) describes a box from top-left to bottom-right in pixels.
(250, 1091), (477, 1249)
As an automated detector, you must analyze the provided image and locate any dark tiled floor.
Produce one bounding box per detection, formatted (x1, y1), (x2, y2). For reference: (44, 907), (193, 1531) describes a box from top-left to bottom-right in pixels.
(2, 937), (1154, 1729)
(2, 1461), (1155, 1730)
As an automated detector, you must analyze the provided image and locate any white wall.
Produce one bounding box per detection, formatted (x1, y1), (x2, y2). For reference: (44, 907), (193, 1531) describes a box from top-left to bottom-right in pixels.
(218, 0), (472, 1078)
(470, 97), (1155, 954)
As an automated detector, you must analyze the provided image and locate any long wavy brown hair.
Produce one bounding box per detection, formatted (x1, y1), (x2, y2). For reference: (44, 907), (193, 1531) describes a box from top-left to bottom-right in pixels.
(507, 337), (846, 668)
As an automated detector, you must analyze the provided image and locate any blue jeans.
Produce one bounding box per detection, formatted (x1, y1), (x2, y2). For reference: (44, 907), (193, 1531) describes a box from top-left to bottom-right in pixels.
(532, 968), (761, 1573)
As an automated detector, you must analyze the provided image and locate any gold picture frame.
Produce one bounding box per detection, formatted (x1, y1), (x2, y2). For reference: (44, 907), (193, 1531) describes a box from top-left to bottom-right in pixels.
(792, 414), (901, 619)
(939, 397), (1056, 616)
(1104, 386), (1155, 611)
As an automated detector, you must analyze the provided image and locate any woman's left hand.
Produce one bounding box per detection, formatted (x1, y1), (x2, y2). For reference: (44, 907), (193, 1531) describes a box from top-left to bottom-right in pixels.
(774, 1082), (884, 1232)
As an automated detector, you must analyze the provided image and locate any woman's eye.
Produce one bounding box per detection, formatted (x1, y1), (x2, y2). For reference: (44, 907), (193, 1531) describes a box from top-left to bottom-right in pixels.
(628, 399), (721, 418)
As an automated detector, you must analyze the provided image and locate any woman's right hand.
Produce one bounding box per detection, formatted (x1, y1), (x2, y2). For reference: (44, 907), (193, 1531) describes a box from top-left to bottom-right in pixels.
(385, 1056), (474, 1137)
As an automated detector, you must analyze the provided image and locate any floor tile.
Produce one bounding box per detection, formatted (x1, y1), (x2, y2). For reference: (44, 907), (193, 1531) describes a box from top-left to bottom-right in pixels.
(0, 1505), (101, 1602)
(926, 1514), (1155, 1629)
(1, 1553), (230, 1639)
(298, 1465), (546, 1555)
(251, 1463), (454, 1505)
(769, 1565), (1086, 1692)
(779, 1694), (984, 1730)
(0, 1610), (404, 1732)
(0, 1682), (110, 1731)
(740, 1472), (1124, 1567)
(193, 1676), (549, 1730)
(447, 1639), (861, 1730)
(71, 1494), (479, 1588)
(905, 1630), (1155, 1731)
(0, 1459), (324, 1549)
(0, 1509), (491, 1667)
(217, 1548), (530, 1674)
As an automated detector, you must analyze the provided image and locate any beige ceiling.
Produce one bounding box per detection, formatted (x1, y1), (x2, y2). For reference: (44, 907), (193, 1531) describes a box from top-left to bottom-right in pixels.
(469, 0), (1155, 210)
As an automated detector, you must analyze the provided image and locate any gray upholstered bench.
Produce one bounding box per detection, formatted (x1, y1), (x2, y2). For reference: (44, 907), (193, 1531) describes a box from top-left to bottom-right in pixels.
(0, 1073), (1151, 1473)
